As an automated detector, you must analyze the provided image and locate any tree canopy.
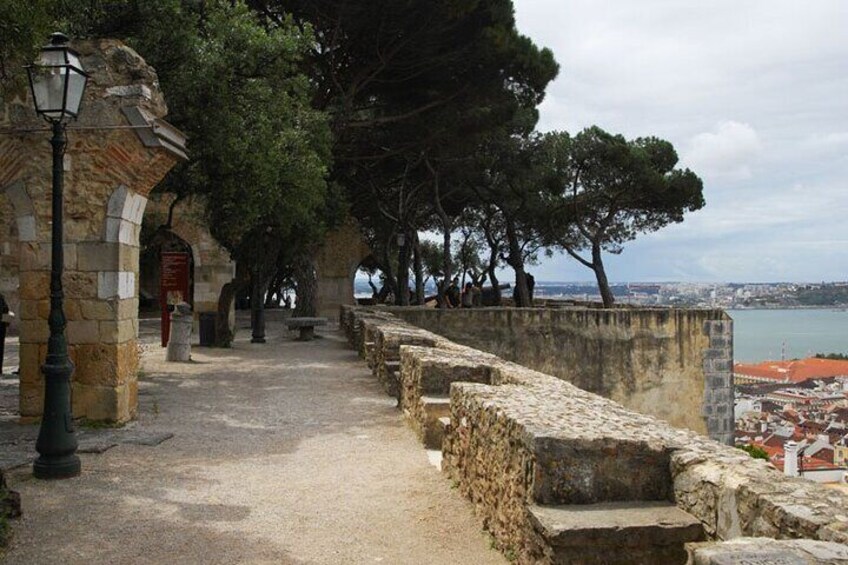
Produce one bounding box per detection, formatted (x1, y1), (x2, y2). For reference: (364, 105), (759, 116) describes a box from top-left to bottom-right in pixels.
(1, 1), (708, 315)
(545, 126), (705, 307)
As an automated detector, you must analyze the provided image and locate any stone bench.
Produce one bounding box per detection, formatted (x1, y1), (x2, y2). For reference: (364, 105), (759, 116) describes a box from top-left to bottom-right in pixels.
(285, 317), (327, 341)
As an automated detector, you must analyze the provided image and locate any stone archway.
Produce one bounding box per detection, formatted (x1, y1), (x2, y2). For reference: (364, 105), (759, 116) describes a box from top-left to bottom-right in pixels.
(0, 39), (186, 423)
(314, 219), (372, 320)
(141, 194), (236, 329)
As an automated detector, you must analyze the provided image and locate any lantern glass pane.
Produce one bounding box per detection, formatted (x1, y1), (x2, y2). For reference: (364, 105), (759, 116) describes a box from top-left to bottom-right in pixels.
(65, 69), (87, 116)
(64, 51), (83, 70)
(38, 49), (66, 67)
(31, 66), (67, 119)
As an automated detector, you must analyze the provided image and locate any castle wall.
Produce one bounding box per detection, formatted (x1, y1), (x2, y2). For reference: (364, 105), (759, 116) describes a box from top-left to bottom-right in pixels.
(385, 307), (734, 444)
(340, 306), (848, 564)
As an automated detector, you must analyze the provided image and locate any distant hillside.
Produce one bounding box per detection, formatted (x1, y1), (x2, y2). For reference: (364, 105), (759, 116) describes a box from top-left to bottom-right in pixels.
(794, 285), (848, 306)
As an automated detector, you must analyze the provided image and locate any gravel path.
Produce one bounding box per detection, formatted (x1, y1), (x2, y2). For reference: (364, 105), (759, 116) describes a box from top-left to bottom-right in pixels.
(1, 323), (504, 565)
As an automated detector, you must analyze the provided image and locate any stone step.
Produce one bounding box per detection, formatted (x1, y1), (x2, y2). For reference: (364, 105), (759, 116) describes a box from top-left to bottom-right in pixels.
(688, 538), (848, 564)
(420, 396), (451, 449)
(528, 501), (704, 565)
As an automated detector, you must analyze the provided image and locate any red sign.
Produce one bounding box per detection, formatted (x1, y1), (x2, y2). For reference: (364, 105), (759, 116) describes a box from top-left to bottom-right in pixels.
(160, 252), (191, 347)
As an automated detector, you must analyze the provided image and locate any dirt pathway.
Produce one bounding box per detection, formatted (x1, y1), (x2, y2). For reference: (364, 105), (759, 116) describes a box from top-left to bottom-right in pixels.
(2, 323), (503, 565)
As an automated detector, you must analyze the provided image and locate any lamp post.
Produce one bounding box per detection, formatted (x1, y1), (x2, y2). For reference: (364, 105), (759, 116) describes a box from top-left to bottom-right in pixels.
(26, 33), (89, 479)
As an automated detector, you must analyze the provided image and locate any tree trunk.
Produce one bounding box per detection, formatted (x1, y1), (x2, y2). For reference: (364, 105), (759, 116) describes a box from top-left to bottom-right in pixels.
(215, 281), (238, 347)
(412, 232), (425, 305)
(396, 231), (410, 306)
(250, 271), (266, 343)
(487, 264), (501, 306)
(505, 219), (530, 306)
(380, 242), (397, 304)
(592, 242), (615, 308)
(293, 253), (318, 317)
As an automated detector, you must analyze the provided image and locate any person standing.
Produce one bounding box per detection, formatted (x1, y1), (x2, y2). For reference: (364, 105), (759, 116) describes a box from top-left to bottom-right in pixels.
(461, 282), (475, 308)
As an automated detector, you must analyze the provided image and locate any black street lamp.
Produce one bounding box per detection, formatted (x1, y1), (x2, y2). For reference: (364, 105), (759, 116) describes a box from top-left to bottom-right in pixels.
(26, 33), (89, 480)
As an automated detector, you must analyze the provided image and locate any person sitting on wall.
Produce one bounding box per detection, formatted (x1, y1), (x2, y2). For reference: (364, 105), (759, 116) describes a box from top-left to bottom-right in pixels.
(462, 282), (476, 308)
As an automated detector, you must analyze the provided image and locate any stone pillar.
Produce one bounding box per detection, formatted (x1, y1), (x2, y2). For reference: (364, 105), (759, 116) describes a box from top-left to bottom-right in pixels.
(314, 218), (371, 319)
(1, 39), (186, 423)
(166, 303), (192, 362)
(702, 318), (734, 445)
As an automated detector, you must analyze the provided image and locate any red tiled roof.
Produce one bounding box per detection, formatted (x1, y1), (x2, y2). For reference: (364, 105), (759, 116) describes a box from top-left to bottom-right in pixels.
(735, 358), (848, 384)
(749, 442), (841, 472)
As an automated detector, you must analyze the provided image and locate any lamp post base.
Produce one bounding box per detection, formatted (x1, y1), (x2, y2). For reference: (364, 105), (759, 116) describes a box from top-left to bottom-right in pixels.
(33, 453), (81, 480)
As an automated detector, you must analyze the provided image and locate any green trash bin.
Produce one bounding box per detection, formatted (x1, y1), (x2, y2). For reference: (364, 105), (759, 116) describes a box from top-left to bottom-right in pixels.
(199, 312), (216, 346)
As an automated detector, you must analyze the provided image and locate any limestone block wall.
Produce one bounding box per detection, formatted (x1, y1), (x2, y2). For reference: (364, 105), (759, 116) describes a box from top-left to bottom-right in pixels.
(340, 307), (848, 564)
(0, 39), (184, 422)
(314, 218), (371, 319)
(386, 306), (734, 444)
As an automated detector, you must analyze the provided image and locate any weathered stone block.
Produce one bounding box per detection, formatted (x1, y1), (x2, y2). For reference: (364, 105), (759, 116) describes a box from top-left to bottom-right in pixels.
(64, 271), (99, 299)
(689, 538), (848, 564)
(533, 436), (672, 505)
(18, 271), (49, 300)
(529, 502), (704, 565)
(79, 298), (116, 320)
(66, 320), (100, 344)
(77, 242), (121, 271)
(72, 342), (137, 387)
(72, 380), (134, 423)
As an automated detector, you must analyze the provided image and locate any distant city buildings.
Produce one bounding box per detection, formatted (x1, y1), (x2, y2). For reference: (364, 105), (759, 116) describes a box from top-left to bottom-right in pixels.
(734, 357), (848, 485)
(527, 280), (848, 309)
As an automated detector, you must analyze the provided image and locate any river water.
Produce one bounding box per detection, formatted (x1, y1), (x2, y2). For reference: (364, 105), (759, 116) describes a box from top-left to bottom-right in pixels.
(729, 309), (848, 363)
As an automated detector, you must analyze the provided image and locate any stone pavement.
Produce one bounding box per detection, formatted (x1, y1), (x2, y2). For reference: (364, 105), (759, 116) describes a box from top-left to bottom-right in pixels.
(1, 320), (504, 564)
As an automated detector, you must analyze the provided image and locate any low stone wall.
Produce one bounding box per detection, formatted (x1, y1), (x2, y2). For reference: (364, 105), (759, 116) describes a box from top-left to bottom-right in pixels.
(340, 306), (848, 564)
(384, 306), (734, 444)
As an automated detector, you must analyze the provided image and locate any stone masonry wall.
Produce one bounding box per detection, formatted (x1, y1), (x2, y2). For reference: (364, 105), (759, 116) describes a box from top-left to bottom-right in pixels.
(340, 306), (848, 564)
(387, 306), (733, 443)
(0, 39), (183, 422)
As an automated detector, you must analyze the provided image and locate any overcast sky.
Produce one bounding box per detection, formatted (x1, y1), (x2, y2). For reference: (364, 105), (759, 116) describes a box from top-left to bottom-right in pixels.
(512, 0), (848, 283)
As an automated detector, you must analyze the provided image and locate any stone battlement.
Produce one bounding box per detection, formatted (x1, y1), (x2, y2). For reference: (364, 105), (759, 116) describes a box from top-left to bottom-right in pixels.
(341, 305), (848, 564)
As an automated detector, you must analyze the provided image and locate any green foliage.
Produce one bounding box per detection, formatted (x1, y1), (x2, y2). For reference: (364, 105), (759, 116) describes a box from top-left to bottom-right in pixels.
(737, 444), (770, 461)
(0, 0), (55, 89)
(815, 352), (848, 360)
(544, 126), (705, 306)
(63, 1), (332, 274)
(795, 286), (848, 306)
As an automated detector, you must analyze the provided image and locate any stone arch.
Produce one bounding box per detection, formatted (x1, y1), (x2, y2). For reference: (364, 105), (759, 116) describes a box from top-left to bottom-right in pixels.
(314, 218), (372, 319)
(140, 227), (196, 313)
(2, 38), (187, 423)
(140, 193), (235, 321)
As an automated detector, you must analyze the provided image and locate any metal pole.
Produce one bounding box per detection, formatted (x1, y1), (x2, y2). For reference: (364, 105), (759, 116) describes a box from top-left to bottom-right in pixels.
(33, 120), (80, 480)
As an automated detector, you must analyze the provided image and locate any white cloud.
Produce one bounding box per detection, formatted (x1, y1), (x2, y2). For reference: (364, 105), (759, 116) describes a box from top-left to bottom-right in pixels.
(510, 0), (848, 282)
(683, 121), (762, 180)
